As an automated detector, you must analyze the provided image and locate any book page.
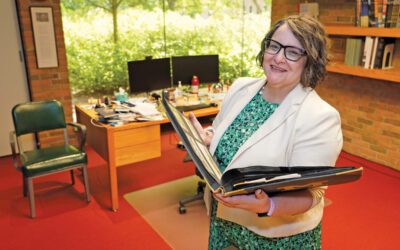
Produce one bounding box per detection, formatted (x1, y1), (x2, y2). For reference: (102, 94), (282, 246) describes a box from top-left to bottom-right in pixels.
(162, 92), (222, 183)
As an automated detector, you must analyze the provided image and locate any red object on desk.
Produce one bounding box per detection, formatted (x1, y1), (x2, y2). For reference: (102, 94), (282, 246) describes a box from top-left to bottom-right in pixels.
(191, 75), (199, 94)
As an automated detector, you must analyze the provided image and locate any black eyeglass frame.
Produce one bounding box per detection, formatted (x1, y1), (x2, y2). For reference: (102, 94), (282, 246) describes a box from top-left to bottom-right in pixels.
(264, 39), (307, 62)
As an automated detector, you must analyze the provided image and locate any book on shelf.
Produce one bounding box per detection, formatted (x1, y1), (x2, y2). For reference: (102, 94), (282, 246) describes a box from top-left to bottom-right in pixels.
(362, 36), (374, 68)
(385, 0), (393, 27)
(370, 37), (380, 68)
(397, 10), (400, 27)
(382, 0), (388, 27)
(356, 0), (362, 26)
(361, 0), (370, 27)
(385, 0), (400, 27)
(344, 38), (363, 66)
(354, 38), (364, 66)
(368, 0), (378, 27)
(298, 2), (319, 19)
(357, 0), (400, 27)
(396, 0), (400, 27)
(161, 91), (363, 196)
(373, 37), (386, 68)
(389, 1), (400, 27)
(377, 0), (387, 27)
(344, 38), (355, 66)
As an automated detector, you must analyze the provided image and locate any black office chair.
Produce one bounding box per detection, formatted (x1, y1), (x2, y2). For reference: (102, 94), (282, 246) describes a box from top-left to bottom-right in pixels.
(9, 100), (91, 218)
(178, 152), (206, 214)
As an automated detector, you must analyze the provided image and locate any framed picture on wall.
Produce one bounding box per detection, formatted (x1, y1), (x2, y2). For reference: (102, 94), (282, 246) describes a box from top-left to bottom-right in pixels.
(30, 6), (58, 68)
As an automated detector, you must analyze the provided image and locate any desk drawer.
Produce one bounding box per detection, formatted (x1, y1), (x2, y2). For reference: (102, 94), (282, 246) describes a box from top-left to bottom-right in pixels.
(113, 125), (160, 148)
(115, 140), (161, 166)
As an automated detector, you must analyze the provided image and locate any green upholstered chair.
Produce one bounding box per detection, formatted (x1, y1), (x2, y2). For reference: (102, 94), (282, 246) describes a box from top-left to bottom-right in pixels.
(9, 100), (90, 218)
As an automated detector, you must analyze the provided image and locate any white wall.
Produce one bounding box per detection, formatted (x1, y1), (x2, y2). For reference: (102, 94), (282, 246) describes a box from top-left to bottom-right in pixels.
(0, 0), (32, 156)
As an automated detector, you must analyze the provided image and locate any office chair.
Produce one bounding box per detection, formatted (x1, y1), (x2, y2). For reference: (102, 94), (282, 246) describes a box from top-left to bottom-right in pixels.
(9, 100), (91, 218)
(178, 152), (206, 214)
(178, 118), (214, 214)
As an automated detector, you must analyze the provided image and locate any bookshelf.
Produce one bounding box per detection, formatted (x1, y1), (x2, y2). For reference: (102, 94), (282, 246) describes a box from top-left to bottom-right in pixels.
(325, 25), (400, 38)
(326, 63), (400, 82)
(325, 25), (400, 83)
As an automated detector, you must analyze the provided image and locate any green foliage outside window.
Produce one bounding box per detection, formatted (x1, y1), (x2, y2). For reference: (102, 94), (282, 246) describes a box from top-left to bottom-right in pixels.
(62, 1), (271, 97)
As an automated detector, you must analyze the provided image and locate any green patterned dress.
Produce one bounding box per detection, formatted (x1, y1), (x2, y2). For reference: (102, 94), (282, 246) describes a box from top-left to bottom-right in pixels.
(208, 90), (321, 250)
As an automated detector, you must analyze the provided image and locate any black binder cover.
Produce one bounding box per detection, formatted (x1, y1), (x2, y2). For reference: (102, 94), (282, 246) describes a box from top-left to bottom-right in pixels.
(161, 92), (363, 196)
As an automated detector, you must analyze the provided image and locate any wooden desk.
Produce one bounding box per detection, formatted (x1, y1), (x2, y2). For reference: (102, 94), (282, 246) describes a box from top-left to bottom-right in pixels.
(75, 105), (219, 211)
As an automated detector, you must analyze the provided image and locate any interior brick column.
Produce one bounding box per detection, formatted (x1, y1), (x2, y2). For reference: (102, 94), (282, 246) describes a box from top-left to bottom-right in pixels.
(16, 0), (74, 147)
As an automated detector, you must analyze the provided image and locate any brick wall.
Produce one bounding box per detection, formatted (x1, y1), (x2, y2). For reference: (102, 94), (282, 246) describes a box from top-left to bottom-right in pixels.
(16, 0), (74, 147)
(271, 0), (400, 170)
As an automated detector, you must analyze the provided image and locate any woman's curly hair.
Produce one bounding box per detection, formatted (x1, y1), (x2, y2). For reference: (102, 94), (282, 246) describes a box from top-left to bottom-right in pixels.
(256, 15), (330, 89)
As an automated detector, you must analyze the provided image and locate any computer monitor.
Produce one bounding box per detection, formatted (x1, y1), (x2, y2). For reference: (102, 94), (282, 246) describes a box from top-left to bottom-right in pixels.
(128, 58), (171, 94)
(172, 55), (219, 85)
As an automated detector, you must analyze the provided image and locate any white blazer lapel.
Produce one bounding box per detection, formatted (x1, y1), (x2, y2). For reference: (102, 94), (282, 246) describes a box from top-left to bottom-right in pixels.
(226, 84), (312, 171)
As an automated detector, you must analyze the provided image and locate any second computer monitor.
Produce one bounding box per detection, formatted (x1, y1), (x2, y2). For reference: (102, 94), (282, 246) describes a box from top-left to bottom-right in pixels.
(172, 55), (219, 85)
(128, 58), (171, 94)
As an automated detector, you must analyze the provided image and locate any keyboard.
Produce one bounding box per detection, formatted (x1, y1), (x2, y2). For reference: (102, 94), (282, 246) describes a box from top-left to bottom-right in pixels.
(175, 103), (216, 112)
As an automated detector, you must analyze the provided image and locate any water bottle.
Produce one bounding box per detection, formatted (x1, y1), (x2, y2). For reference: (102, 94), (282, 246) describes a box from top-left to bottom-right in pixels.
(175, 81), (183, 99)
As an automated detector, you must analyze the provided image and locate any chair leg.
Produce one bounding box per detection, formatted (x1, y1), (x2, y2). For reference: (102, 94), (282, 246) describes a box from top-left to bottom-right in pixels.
(82, 165), (91, 202)
(179, 192), (204, 206)
(178, 181), (205, 214)
(70, 170), (75, 185)
(27, 177), (36, 218)
(23, 175), (28, 197)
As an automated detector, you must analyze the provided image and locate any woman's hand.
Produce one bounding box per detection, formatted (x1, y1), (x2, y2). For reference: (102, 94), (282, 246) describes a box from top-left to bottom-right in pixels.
(188, 112), (213, 145)
(214, 189), (271, 214)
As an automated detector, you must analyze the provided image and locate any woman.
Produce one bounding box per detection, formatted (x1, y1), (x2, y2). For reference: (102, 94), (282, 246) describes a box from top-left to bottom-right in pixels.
(190, 15), (343, 249)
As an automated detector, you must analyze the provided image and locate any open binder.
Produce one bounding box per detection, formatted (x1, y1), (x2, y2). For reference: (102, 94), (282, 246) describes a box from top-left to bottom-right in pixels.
(161, 91), (363, 196)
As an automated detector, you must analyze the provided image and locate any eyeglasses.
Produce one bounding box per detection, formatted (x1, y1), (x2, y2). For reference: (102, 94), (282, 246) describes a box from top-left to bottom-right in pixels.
(264, 39), (307, 62)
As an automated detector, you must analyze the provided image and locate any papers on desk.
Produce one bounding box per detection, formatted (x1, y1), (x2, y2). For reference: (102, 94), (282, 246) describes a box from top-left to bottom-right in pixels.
(80, 104), (95, 109)
(121, 101), (163, 121)
(129, 102), (163, 121)
(128, 97), (147, 104)
(118, 113), (136, 122)
(136, 114), (164, 121)
(131, 102), (160, 116)
(93, 101), (163, 123)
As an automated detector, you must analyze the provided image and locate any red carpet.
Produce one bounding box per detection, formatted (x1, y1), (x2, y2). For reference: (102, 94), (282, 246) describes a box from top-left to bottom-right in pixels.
(323, 152), (400, 249)
(0, 128), (191, 249)
(0, 126), (399, 249)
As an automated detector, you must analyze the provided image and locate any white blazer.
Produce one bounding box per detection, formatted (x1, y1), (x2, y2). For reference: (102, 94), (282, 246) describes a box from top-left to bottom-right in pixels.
(208, 77), (343, 238)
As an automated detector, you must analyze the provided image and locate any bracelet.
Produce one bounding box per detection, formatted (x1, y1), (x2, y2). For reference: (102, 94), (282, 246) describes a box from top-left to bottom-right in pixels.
(267, 198), (275, 216)
(257, 198), (275, 217)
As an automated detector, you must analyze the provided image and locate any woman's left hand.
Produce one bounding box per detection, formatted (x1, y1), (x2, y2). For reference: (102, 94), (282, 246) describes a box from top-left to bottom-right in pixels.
(214, 189), (271, 214)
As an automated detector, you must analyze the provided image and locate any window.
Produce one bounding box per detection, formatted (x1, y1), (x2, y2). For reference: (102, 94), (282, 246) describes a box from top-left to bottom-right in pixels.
(62, 0), (271, 98)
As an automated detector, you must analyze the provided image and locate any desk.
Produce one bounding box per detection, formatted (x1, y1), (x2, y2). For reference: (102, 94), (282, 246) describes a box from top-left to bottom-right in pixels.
(75, 105), (219, 211)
